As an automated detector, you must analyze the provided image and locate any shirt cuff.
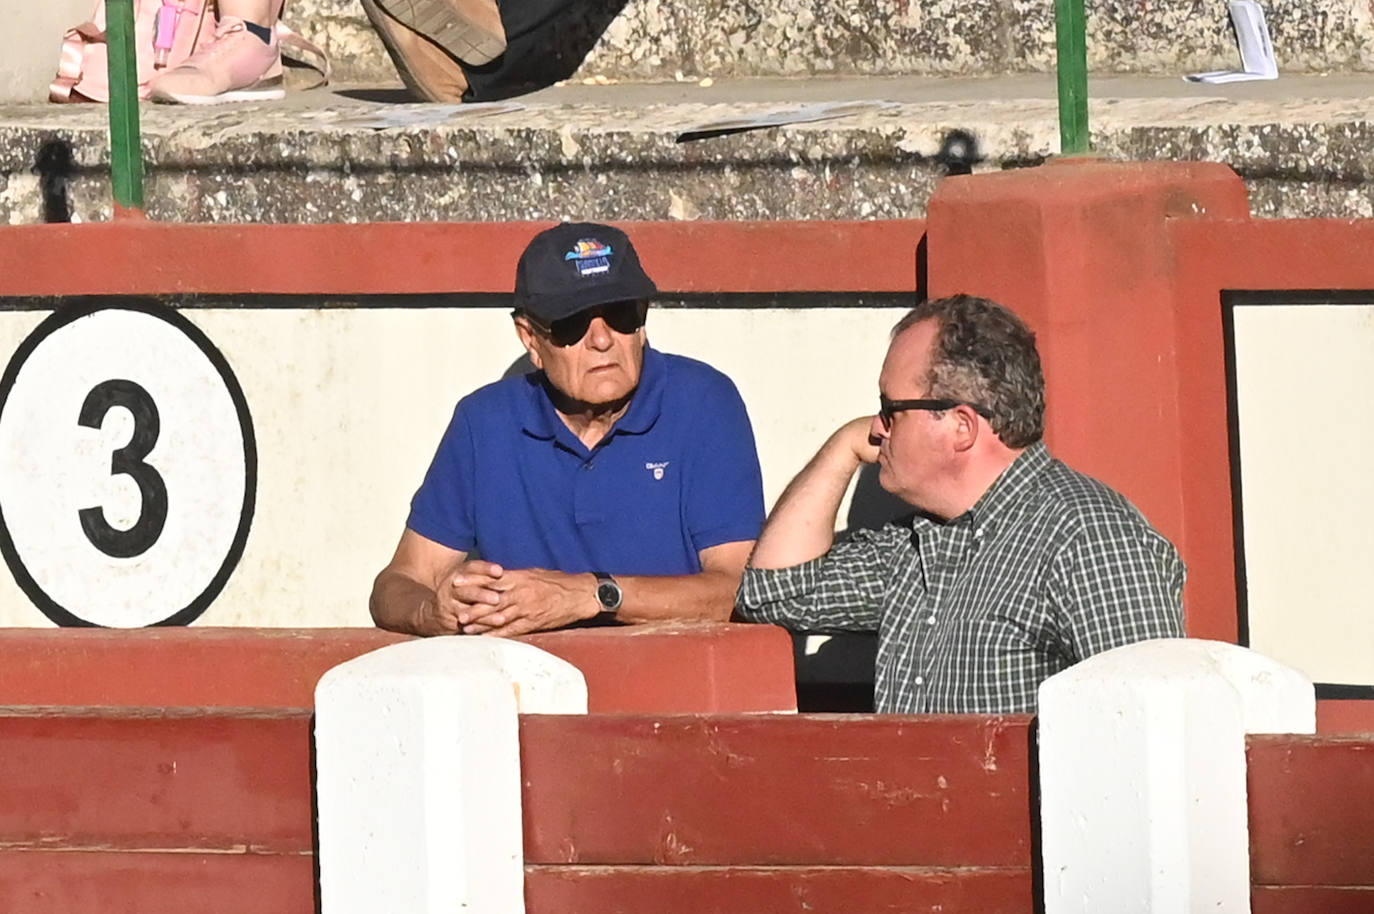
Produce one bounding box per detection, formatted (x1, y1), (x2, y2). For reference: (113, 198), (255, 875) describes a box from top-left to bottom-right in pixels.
(737, 557), (824, 616)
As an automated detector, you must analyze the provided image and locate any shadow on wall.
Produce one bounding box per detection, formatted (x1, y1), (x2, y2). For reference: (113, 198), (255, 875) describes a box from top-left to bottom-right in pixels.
(845, 462), (911, 533)
(502, 353), (536, 379)
(790, 465), (905, 712)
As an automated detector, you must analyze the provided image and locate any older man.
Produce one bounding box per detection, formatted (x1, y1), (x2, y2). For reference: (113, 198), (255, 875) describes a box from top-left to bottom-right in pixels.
(372, 222), (764, 637)
(737, 294), (1185, 713)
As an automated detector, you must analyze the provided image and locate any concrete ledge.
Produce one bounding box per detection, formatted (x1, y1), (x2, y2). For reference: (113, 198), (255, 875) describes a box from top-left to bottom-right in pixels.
(6, 75), (1374, 225)
(0, 623), (797, 713)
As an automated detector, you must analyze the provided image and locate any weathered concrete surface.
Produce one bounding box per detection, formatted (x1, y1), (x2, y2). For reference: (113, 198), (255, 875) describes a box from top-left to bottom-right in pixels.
(287, 0), (1374, 86)
(0, 1), (92, 104)
(5, 74), (1374, 224)
(8, 0), (1374, 102)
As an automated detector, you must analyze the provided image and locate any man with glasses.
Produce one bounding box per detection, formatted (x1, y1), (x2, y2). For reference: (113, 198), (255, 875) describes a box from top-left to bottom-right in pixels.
(371, 222), (764, 637)
(736, 294), (1184, 713)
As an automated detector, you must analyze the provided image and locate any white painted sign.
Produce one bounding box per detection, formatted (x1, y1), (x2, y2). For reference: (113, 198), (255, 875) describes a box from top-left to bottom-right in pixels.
(0, 304), (899, 628)
(0, 302), (254, 627)
(1231, 299), (1374, 687)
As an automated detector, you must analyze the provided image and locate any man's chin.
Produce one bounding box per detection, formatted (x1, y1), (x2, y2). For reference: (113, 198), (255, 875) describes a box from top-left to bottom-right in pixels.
(576, 378), (639, 412)
(876, 465), (915, 505)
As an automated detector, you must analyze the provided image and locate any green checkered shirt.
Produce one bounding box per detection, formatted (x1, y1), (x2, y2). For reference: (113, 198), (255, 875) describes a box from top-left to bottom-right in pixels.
(737, 442), (1186, 713)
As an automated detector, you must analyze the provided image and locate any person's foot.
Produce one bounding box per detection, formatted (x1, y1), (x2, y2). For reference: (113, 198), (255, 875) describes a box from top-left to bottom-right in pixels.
(360, 0), (470, 101)
(148, 17), (284, 105)
(370, 0), (506, 67)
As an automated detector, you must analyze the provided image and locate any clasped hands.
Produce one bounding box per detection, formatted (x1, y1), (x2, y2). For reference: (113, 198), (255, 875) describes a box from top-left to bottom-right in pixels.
(427, 560), (600, 637)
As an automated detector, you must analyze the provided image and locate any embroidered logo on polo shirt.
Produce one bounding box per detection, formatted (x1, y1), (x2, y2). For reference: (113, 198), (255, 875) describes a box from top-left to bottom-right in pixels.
(645, 461), (669, 480)
(565, 238), (613, 276)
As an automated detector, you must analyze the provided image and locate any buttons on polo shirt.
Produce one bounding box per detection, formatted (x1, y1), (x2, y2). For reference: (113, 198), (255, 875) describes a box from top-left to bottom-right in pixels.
(574, 459), (609, 524)
(926, 614), (937, 625)
(913, 675), (925, 686)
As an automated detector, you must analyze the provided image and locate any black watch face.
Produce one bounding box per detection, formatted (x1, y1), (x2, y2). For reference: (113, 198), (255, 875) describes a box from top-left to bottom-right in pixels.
(597, 581), (620, 609)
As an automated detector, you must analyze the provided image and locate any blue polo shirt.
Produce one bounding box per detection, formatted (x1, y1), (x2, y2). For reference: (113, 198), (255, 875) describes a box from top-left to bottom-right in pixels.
(407, 346), (764, 575)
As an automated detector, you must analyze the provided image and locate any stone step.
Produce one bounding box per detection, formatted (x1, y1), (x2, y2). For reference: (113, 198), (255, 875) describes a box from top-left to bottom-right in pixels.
(289, 0), (1374, 86)
(3, 73), (1372, 225)
(4, 73), (1374, 226)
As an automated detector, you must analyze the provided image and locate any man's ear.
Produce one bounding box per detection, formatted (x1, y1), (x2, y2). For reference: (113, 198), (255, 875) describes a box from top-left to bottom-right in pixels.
(513, 316), (544, 370)
(950, 404), (981, 453)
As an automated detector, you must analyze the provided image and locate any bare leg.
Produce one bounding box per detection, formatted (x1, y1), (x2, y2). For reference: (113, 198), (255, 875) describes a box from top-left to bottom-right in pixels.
(217, 0), (276, 24)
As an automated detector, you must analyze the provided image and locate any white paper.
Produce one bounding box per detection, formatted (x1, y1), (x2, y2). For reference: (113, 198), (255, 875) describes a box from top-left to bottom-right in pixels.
(1185, 0), (1277, 83)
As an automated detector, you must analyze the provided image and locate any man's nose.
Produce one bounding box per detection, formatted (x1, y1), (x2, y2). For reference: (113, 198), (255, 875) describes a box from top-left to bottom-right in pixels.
(869, 413), (889, 440)
(585, 316), (613, 349)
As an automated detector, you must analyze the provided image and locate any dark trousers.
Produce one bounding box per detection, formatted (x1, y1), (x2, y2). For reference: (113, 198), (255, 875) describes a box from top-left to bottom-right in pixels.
(463, 0), (631, 101)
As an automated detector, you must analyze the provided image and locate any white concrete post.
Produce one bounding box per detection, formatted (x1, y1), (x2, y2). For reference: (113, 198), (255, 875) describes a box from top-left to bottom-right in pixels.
(314, 637), (588, 914)
(1037, 638), (1314, 914)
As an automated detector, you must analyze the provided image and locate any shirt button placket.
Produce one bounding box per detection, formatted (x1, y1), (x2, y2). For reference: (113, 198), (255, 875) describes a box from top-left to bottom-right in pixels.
(574, 458), (601, 523)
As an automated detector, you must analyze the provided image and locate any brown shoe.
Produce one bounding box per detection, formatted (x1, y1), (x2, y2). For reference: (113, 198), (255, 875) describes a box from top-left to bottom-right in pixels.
(360, 0), (471, 101)
(370, 0), (506, 67)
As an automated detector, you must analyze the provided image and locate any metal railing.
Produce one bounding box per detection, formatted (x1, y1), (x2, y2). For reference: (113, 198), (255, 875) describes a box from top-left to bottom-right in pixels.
(107, 0), (145, 215)
(1055, 0), (1090, 154)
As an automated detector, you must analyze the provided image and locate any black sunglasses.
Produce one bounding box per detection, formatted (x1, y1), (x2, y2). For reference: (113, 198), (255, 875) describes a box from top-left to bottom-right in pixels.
(525, 301), (647, 347)
(878, 394), (992, 430)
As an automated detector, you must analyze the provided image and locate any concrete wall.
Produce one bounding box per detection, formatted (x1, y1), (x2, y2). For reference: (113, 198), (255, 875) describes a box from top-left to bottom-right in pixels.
(11, 0), (1374, 102)
(1, 2), (94, 104)
(297, 0), (1374, 85)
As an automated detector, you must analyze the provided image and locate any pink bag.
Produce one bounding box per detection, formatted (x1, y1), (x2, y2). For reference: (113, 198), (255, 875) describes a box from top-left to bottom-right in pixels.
(51, 0), (331, 103)
(51, 0), (215, 103)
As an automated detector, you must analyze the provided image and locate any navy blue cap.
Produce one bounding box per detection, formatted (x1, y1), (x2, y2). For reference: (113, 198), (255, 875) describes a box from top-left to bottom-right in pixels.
(512, 222), (658, 323)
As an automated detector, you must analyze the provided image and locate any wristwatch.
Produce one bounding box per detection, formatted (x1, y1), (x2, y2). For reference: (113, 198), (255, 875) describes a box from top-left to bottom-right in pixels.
(594, 572), (622, 613)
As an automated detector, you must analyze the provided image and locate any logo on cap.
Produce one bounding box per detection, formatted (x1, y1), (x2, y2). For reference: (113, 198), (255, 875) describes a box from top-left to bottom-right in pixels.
(565, 239), (613, 277)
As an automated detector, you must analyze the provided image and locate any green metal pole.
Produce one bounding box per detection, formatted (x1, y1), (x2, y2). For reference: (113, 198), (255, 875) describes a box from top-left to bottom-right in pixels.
(1054, 0), (1090, 155)
(105, 0), (145, 214)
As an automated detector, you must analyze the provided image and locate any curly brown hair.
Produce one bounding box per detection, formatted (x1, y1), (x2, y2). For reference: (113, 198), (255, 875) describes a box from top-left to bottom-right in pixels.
(893, 294), (1045, 448)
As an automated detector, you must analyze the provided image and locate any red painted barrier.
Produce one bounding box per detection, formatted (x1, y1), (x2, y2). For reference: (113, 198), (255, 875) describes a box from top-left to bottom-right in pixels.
(3, 205), (1370, 727)
(1248, 735), (1374, 890)
(0, 852), (314, 914)
(0, 220), (925, 296)
(523, 865), (1031, 914)
(520, 714), (1036, 913)
(0, 710), (312, 852)
(924, 165), (1374, 732)
(520, 715), (1034, 866)
(0, 707), (315, 914)
(925, 161), (1252, 644)
(6, 706), (1368, 913)
(0, 623), (797, 713)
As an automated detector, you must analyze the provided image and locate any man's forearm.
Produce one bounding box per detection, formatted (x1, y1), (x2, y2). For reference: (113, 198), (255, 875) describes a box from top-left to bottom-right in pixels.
(369, 570), (438, 635)
(749, 435), (866, 570)
(612, 569), (741, 624)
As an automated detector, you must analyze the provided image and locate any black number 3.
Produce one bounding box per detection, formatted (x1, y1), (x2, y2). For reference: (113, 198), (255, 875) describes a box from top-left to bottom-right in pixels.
(78, 379), (168, 558)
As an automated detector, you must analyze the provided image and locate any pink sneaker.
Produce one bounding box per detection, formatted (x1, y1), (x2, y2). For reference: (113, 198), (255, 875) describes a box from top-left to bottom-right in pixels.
(149, 17), (284, 105)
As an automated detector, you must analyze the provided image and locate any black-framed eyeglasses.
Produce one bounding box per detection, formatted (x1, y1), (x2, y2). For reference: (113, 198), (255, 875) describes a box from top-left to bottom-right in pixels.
(523, 300), (647, 347)
(878, 394), (992, 430)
